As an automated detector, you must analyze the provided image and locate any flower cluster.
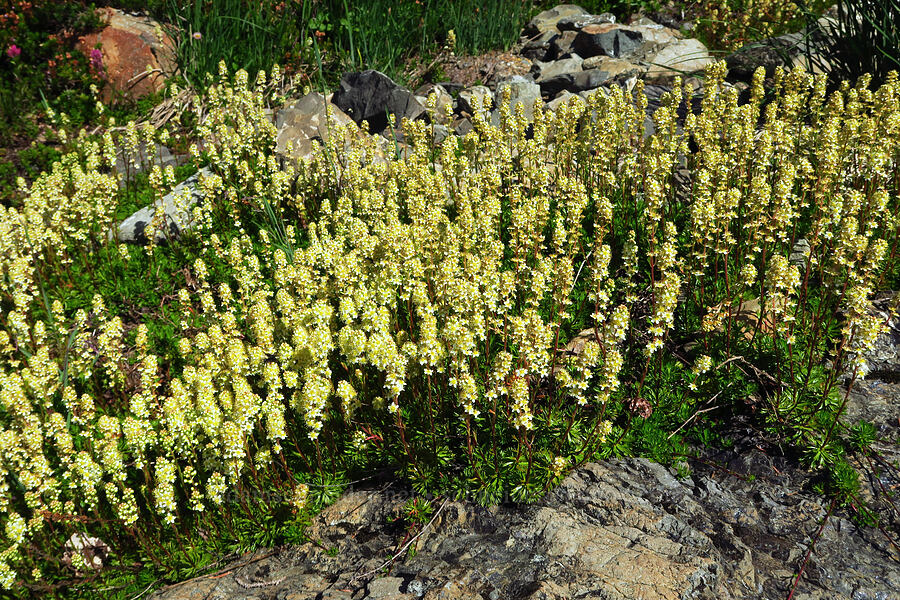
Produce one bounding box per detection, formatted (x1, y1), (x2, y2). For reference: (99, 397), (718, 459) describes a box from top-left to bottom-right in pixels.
(0, 60), (897, 590)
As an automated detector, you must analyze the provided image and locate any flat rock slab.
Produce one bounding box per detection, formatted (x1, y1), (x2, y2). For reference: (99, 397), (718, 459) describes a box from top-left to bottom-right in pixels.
(150, 436), (900, 600)
(109, 167), (210, 245)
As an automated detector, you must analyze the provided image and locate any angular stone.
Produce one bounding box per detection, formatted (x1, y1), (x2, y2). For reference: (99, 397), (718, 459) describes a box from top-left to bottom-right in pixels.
(644, 38), (715, 82)
(275, 92), (358, 162)
(630, 23), (683, 46)
(556, 13), (616, 31)
(573, 24), (644, 59)
(150, 442), (900, 600)
(524, 4), (590, 37)
(727, 35), (802, 83)
(415, 83), (455, 125)
(110, 168), (211, 245)
(534, 56), (583, 82)
(582, 55), (646, 79)
(546, 90), (585, 112)
(521, 30), (558, 61)
(332, 70), (425, 135)
(494, 76), (541, 120)
(76, 7), (175, 102)
(367, 576), (410, 599)
(114, 142), (181, 186)
(539, 70), (608, 96)
(547, 29), (579, 60)
(457, 85), (493, 115)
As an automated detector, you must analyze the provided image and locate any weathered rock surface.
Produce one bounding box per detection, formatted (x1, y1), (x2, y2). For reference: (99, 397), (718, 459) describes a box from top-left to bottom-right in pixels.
(150, 434), (900, 600)
(573, 23), (645, 59)
(493, 76), (542, 121)
(524, 4), (592, 37)
(275, 92), (358, 161)
(457, 85), (494, 115)
(645, 38), (715, 82)
(332, 70), (426, 135)
(109, 167), (210, 245)
(76, 7), (175, 102)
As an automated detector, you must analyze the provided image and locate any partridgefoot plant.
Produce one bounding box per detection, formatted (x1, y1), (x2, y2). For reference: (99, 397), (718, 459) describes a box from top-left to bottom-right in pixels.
(0, 59), (899, 594)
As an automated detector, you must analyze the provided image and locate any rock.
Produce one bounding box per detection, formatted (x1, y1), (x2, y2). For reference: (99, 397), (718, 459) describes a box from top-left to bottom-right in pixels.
(493, 76), (541, 121)
(367, 577), (411, 599)
(76, 7), (175, 102)
(546, 90), (584, 112)
(582, 55), (647, 79)
(483, 53), (534, 86)
(790, 237), (811, 269)
(457, 85), (493, 115)
(110, 168), (211, 245)
(842, 292), (900, 380)
(539, 70), (609, 96)
(556, 13), (616, 31)
(275, 92), (358, 162)
(415, 84), (455, 125)
(62, 533), (109, 572)
(453, 117), (474, 137)
(645, 38), (715, 83)
(573, 24), (644, 59)
(114, 142), (182, 186)
(524, 4), (590, 37)
(332, 70), (425, 135)
(431, 123), (451, 145)
(149, 449), (900, 600)
(533, 56), (583, 82)
(521, 30), (558, 61)
(547, 29), (579, 60)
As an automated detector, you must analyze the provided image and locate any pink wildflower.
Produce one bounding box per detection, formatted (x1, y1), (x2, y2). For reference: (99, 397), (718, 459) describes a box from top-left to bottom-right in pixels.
(90, 48), (103, 71)
(6, 44), (20, 59)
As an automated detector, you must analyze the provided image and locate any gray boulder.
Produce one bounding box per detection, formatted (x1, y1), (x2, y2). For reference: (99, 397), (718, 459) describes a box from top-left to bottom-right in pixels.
(547, 29), (578, 59)
(457, 85), (494, 115)
(574, 23), (644, 59)
(539, 69), (609, 96)
(332, 70), (426, 135)
(533, 55), (583, 82)
(109, 167), (211, 245)
(275, 92), (358, 161)
(523, 4), (590, 37)
(493, 76), (542, 121)
(645, 38), (715, 83)
(725, 35), (803, 81)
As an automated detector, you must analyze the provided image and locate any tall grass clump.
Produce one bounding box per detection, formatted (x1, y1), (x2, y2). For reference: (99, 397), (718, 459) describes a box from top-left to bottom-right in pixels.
(796, 0), (900, 91)
(162, 0), (306, 89)
(0, 59), (899, 594)
(314, 0), (535, 81)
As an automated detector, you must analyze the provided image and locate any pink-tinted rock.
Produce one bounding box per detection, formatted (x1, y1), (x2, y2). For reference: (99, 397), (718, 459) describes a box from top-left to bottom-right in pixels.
(77, 8), (175, 102)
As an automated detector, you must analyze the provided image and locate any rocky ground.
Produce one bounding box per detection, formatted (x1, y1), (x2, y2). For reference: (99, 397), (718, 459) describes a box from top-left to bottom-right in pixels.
(73, 4), (900, 599)
(149, 392), (900, 600)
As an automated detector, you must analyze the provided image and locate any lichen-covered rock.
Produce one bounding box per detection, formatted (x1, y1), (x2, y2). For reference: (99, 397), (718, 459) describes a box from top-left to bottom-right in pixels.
(150, 430), (900, 600)
(524, 4), (591, 37)
(573, 23), (644, 59)
(76, 7), (175, 102)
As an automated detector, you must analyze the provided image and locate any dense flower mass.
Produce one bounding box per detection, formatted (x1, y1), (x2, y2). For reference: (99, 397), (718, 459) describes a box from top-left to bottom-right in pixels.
(0, 60), (897, 590)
